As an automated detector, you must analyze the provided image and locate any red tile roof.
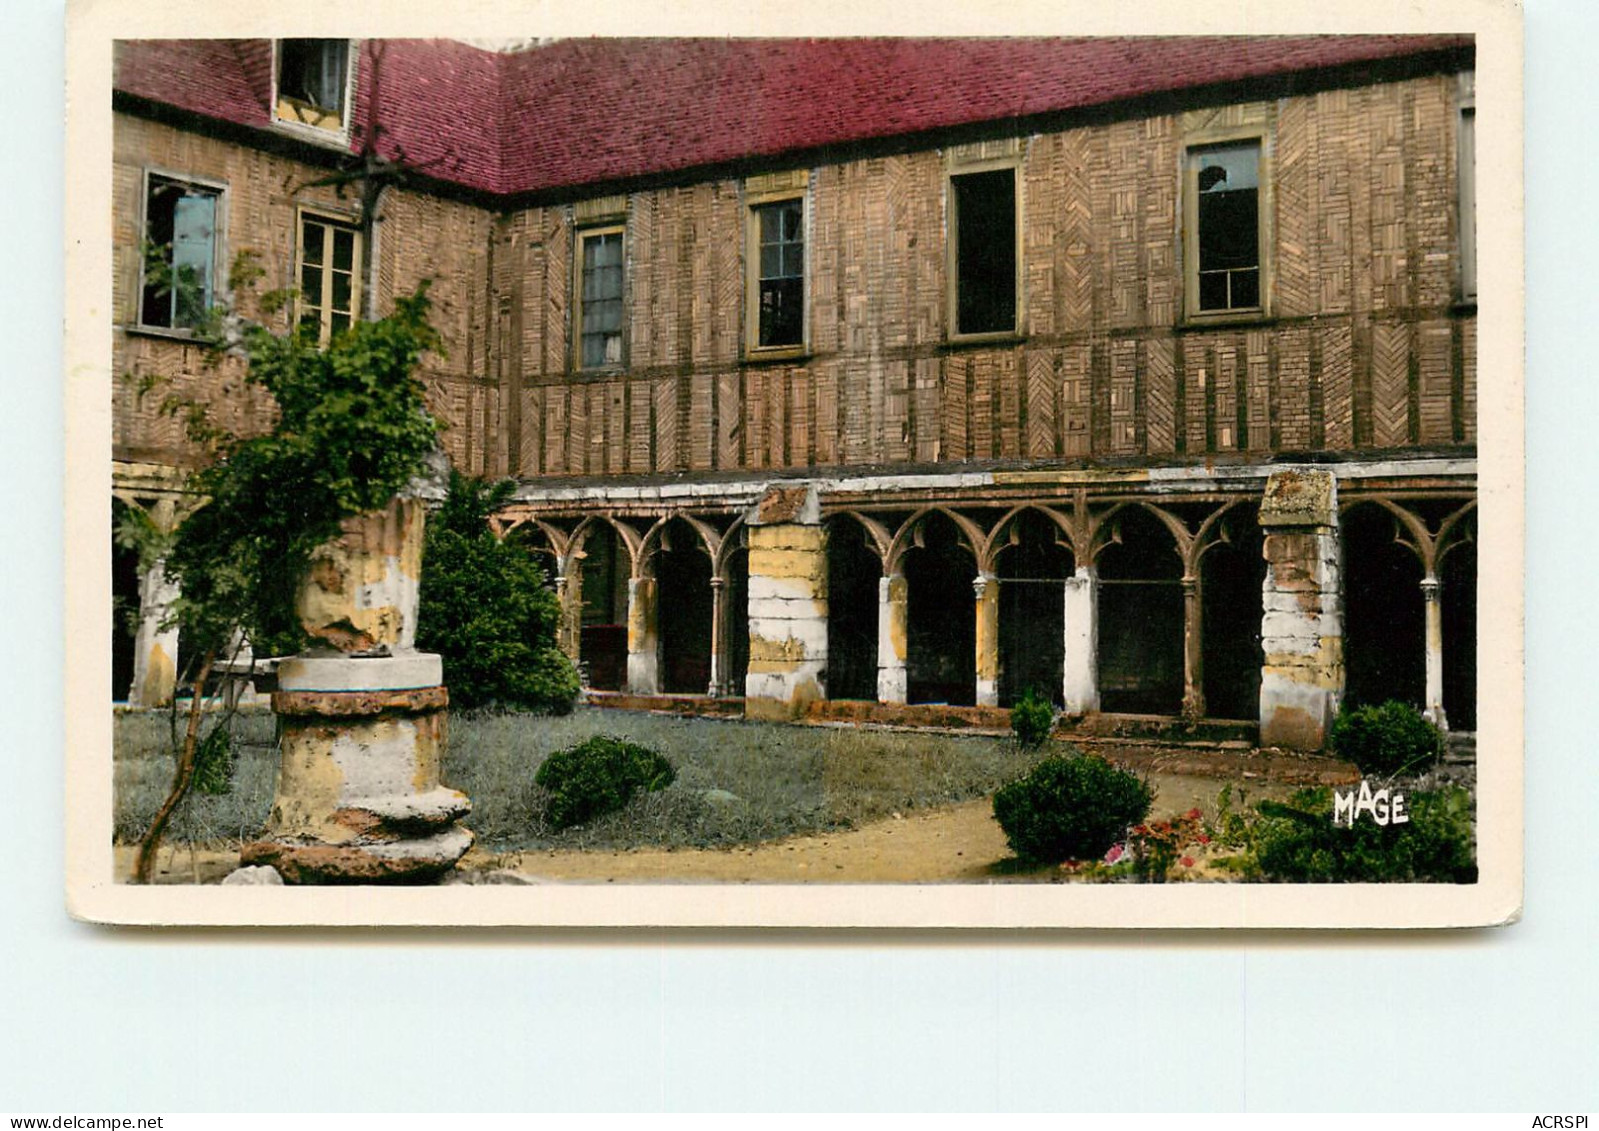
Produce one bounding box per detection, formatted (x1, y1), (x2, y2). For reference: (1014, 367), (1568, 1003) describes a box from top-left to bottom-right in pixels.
(115, 35), (1471, 199)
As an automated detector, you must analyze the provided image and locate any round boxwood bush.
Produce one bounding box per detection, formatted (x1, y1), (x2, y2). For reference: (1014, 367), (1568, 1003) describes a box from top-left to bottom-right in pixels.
(534, 736), (677, 830)
(992, 755), (1153, 864)
(1327, 701), (1444, 777)
(1251, 786), (1476, 883)
(1010, 686), (1056, 748)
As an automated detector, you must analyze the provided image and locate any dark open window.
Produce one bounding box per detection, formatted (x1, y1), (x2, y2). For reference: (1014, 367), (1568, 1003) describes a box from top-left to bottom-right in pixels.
(577, 228), (625, 369)
(754, 199), (804, 348)
(951, 168), (1017, 336)
(140, 175), (219, 330)
(276, 39), (350, 129)
(1191, 142), (1261, 313)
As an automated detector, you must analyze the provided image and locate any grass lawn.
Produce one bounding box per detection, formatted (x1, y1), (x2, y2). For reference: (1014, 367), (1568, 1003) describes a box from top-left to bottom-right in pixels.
(113, 705), (1053, 852)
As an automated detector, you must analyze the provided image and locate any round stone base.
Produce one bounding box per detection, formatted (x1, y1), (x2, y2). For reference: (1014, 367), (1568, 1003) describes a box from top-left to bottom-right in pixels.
(241, 827), (474, 885)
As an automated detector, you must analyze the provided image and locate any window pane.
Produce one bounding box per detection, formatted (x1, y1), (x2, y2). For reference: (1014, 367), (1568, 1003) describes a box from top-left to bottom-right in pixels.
(331, 312), (350, 337)
(759, 277), (802, 347)
(331, 270), (352, 314)
(302, 220), (324, 265)
(761, 244), (782, 279)
(1198, 271), (1229, 312)
(781, 201), (802, 242)
(141, 179), (179, 326)
(1231, 268), (1259, 310)
(332, 227), (355, 271)
(300, 263), (323, 308)
(781, 244), (804, 279)
(953, 169), (1016, 335)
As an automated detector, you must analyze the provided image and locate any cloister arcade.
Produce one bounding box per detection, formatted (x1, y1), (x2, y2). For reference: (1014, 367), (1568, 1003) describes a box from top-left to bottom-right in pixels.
(472, 469), (1478, 742)
(110, 460), (1476, 748)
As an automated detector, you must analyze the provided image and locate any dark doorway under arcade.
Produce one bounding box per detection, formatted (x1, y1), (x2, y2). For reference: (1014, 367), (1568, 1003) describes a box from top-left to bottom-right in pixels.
(578, 522), (629, 691)
(656, 521), (714, 695)
(1441, 530), (1477, 731)
(1097, 506), (1184, 715)
(721, 546), (750, 697)
(1341, 504), (1425, 713)
(825, 518), (882, 701)
(904, 512), (976, 706)
(111, 499), (140, 702)
(996, 509), (1073, 708)
(1200, 508), (1266, 721)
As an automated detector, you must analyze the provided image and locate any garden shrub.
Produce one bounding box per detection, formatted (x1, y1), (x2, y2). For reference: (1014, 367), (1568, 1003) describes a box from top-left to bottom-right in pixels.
(1327, 701), (1444, 777)
(1250, 786), (1476, 883)
(992, 755), (1153, 864)
(417, 471), (581, 712)
(534, 735), (677, 830)
(1010, 686), (1056, 748)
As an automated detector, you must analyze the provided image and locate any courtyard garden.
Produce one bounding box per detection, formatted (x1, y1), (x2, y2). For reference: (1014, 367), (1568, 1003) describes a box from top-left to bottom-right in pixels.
(112, 702), (1476, 885)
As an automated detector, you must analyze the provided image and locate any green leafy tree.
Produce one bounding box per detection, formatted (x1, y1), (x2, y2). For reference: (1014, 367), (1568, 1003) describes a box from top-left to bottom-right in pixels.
(129, 267), (442, 883)
(416, 470), (580, 713)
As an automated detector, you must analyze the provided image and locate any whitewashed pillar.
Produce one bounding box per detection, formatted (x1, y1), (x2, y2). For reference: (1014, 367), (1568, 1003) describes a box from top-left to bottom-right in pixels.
(973, 572), (1000, 707)
(129, 560), (180, 707)
(626, 575), (660, 695)
(1422, 575), (1448, 730)
(1062, 565), (1100, 714)
(877, 573), (909, 704)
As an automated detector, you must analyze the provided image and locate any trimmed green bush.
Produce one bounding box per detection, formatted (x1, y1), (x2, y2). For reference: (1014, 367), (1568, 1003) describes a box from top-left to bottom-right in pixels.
(534, 736), (677, 830)
(992, 755), (1153, 864)
(1250, 786), (1476, 883)
(1010, 686), (1056, 748)
(1327, 700), (1444, 777)
(417, 471), (580, 712)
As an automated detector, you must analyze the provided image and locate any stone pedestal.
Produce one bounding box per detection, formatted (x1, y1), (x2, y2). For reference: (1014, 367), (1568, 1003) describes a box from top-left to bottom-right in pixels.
(744, 485), (828, 721)
(243, 496), (473, 883)
(241, 655), (471, 884)
(1258, 469), (1344, 751)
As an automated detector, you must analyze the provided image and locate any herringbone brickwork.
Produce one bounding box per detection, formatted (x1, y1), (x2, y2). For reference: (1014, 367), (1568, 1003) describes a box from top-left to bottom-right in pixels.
(114, 67), (1475, 480)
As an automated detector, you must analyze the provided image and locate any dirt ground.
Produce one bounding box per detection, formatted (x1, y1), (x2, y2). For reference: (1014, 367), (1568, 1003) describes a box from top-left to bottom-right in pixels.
(114, 767), (1305, 885)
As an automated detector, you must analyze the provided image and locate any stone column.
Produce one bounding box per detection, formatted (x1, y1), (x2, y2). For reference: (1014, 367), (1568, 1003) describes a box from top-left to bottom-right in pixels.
(1062, 565), (1100, 714)
(1422, 575), (1448, 730)
(242, 495), (473, 883)
(1181, 575), (1205, 719)
(1258, 469), (1344, 751)
(553, 571), (583, 665)
(974, 572), (1000, 707)
(708, 575), (727, 696)
(128, 559), (180, 707)
(877, 573), (909, 704)
(626, 575), (659, 695)
(744, 485), (828, 721)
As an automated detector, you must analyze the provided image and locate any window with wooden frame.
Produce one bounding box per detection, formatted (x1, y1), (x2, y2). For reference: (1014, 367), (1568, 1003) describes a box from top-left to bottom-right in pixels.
(747, 194), (806, 353)
(1184, 137), (1268, 319)
(296, 211), (362, 345)
(574, 225), (626, 370)
(1458, 71), (1476, 303)
(947, 161), (1021, 339)
(274, 39), (354, 135)
(138, 171), (224, 331)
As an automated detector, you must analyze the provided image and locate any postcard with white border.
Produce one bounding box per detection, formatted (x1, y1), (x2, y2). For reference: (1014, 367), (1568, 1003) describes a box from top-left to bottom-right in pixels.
(64, 0), (1525, 928)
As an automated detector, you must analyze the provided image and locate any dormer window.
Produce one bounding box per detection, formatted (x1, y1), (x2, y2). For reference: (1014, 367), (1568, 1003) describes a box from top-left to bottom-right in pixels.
(275, 39), (352, 134)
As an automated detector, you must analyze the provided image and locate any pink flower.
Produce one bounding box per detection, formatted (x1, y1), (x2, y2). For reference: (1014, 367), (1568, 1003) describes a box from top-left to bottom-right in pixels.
(1104, 843), (1125, 864)
(1197, 834), (1211, 845)
(1180, 856), (1196, 868)
(1185, 808), (1202, 820)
